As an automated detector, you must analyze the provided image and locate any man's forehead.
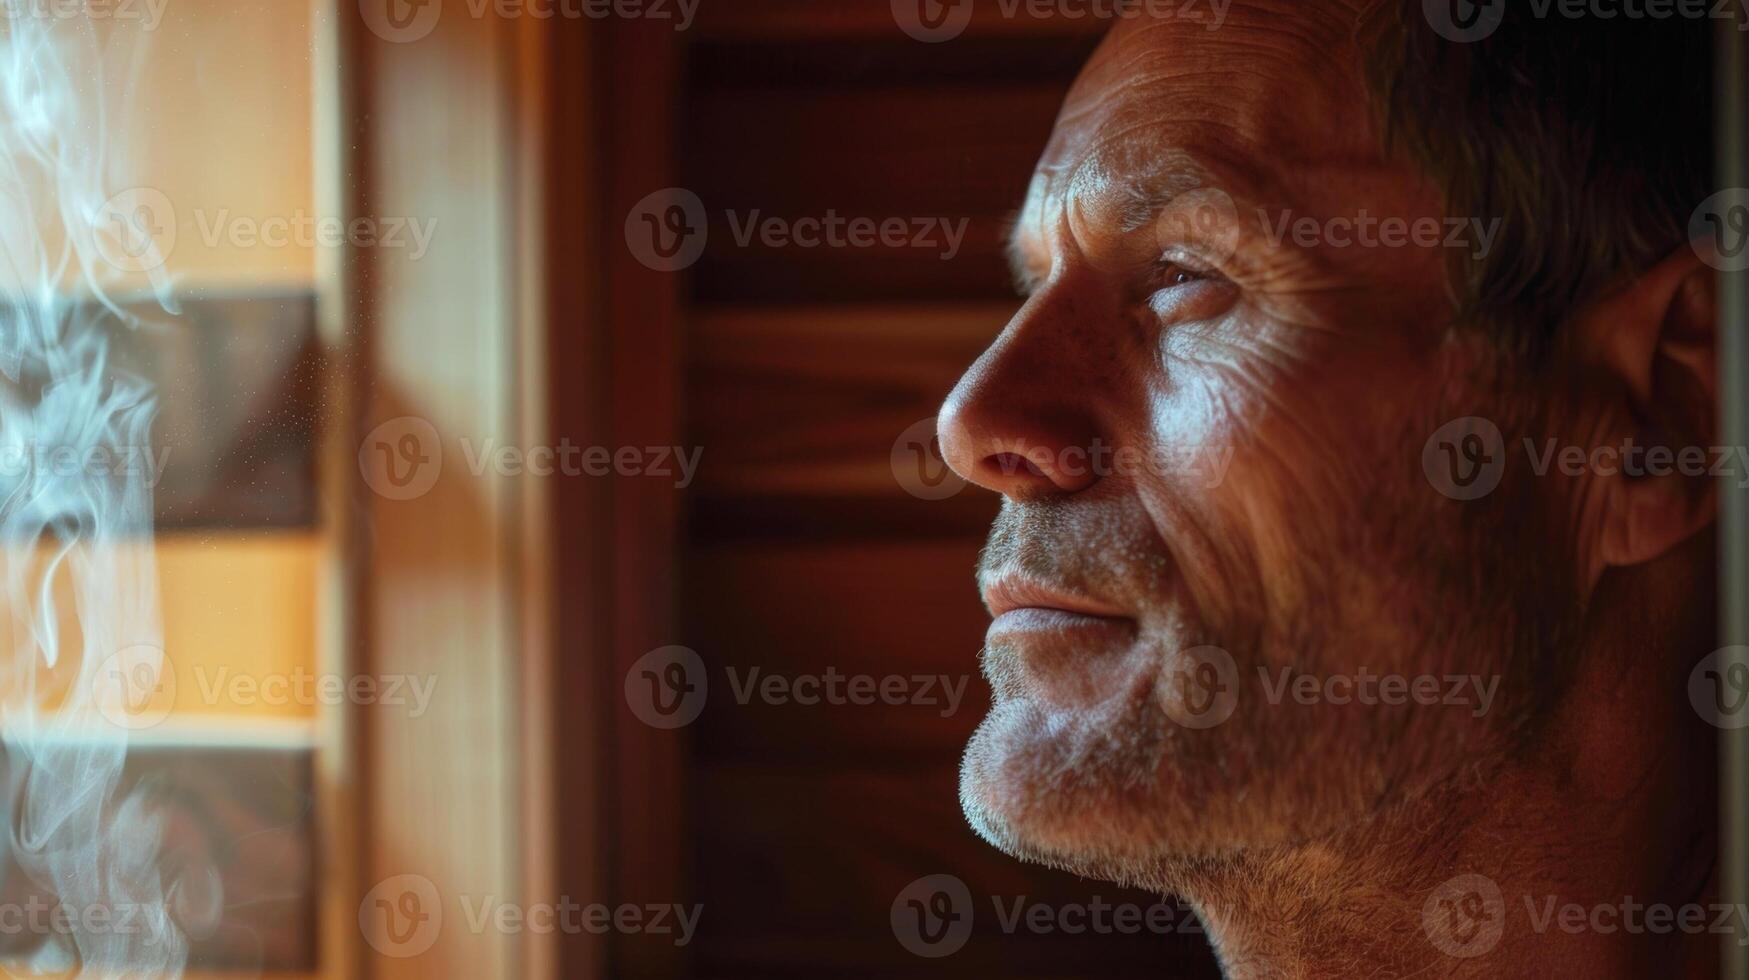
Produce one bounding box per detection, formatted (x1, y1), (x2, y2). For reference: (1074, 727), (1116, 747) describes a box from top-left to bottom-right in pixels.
(1029, 1), (1383, 217)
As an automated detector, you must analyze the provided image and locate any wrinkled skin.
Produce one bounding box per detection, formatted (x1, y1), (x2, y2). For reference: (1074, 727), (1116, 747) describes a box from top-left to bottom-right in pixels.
(939, 3), (1718, 977)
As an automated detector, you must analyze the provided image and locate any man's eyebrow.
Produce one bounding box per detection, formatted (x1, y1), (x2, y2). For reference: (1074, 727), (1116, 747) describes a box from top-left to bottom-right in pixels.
(1114, 169), (1224, 234)
(1001, 157), (1241, 290)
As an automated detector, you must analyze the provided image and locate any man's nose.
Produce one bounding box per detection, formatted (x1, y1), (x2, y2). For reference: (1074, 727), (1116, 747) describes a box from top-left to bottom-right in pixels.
(936, 297), (1110, 500)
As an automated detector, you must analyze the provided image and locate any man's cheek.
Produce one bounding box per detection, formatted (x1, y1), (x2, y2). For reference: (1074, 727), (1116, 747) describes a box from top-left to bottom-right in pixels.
(1153, 394), (1372, 616)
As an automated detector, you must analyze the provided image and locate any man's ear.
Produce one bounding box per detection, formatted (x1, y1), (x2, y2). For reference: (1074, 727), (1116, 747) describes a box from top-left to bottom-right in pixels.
(1572, 246), (1717, 570)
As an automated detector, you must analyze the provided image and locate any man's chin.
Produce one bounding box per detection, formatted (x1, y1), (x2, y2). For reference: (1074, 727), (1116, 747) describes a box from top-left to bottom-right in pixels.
(956, 693), (1411, 888)
(958, 697), (1236, 887)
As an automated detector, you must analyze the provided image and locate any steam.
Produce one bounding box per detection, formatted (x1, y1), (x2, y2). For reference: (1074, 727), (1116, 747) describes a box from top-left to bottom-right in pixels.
(0, 11), (188, 977)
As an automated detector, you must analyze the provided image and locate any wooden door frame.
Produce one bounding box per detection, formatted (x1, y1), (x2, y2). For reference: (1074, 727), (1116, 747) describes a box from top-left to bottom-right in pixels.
(544, 14), (689, 980)
(335, 4), (566, 979)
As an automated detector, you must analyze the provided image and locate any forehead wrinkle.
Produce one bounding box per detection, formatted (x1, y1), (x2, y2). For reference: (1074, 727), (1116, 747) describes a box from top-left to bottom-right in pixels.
(1055, 4), (1384, 167)
(1053, 125), (1263, 232)
(1065, 62), (1370, 175)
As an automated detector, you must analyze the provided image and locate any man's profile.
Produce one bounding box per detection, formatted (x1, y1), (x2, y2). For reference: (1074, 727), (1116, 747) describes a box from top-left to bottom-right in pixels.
(938, 2), (1720, 975)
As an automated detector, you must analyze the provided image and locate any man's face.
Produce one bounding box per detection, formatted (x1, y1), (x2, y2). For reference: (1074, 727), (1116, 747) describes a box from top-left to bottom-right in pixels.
(942, 2), (1579, 883)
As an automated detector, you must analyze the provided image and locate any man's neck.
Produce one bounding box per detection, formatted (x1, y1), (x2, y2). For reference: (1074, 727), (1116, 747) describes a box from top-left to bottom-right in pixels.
(1182, 622), (1718, 978)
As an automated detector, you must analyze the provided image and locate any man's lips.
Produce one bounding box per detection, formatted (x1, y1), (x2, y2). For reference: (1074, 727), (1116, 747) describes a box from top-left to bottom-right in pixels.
(981, 577), (1133, 635)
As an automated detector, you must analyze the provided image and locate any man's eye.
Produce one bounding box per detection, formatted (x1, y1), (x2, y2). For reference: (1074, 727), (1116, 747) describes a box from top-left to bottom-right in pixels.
(1157, 261), (1211, 289)
(1144, 258), (1233, 322)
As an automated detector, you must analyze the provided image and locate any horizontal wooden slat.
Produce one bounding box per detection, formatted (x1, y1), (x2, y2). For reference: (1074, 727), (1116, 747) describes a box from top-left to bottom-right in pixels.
(689, 493), (998, 543)
(684, 539), (991, 763)
(683, 40), (1085, 304)
(687, 304), (1004, 501)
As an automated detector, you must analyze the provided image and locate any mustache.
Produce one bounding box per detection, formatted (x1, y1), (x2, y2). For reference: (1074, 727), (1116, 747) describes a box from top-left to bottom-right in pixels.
(976, 494), (1178, 615)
